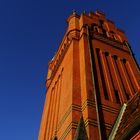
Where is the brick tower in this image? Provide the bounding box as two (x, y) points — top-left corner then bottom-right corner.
(38, 11), (140, 140)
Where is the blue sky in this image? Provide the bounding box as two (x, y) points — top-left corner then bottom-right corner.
(0, 0), (140, 140)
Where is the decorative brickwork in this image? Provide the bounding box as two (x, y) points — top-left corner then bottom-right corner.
(38, 11), (140, 140)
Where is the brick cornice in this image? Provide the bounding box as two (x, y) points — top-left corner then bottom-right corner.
(82, 99), (119, 114)
(92, 33), (130, 53)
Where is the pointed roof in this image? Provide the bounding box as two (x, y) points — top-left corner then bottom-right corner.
(108, 90), (140, 140)
(74, 116), (88, 140)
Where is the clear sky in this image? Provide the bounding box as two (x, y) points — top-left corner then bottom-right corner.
(0, 0), (140, 140)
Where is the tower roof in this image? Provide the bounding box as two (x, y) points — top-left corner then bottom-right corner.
(74, 116), (88, 140)
(109, 90), (140, 140)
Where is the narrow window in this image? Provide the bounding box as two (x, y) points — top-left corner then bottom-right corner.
(115, 90), (121, 104)
(125, 92), (130, 100)
(102, 29), (107, 36)
(96, 48), (109, 100)
(99, 20), (104, 28)
(112, 35), (116, 40)
(123, 59), (136, 93)
(99, 20), (107, 36)
(123, 59), (126, 64)
(53, 136), (57, 140)
(105, 52), (109, 56)
(94, 27), (98, 33)
(113, 55), (118, 60)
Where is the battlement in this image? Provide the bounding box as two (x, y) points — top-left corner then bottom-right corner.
(67, 10), (127, 41)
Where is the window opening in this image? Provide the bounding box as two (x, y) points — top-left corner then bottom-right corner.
(115, 90), (121, 104)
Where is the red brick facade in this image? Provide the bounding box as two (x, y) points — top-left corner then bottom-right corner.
(38, 11), (140, 140)
(131, 130), (140, 140)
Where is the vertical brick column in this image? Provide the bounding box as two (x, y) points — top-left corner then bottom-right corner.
(79, 28), (99, 139)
